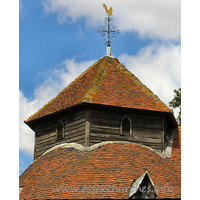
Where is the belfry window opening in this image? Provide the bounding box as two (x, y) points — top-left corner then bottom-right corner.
(57, 121), (64, 140)
(121, 116), (132, 135)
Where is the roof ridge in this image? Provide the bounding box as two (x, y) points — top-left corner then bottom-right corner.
(25, 58), (103, 122)
(80, 57), (108, 103)
(112, 58), (171, 112)
(25, 56), (173, 123)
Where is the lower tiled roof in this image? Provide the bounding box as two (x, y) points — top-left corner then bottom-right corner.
(171, 127), (181, 180)
(19, 128), (181, 199)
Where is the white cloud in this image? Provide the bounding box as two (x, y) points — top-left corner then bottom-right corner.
(19, 90), (37, 155)
(41, 0), (181, 41)
(19, 0), (24, 17)
(19, 58), (95, 155)
(33, 58), (95, 108)
(19, 1), (23, 13)
(119, 43), (181, 117)
(19, 44), (181, 155)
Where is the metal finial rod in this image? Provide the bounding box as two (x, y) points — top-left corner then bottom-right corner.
(143, 166), (148, 172)
(107, 14), (111, 46)
(97, 4), (119, 55)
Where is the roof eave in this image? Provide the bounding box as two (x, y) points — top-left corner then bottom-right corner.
(24, 102), (90, 130)
(24, 102), (177, 132)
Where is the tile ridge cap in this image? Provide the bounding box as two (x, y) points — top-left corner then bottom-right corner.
(80, 57), (108, 103)
(113, 59), (171, 112)
(25, 58), (103, 122)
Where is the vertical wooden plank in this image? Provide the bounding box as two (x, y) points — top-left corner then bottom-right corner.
(34, 130), (37, 160)
(161, 118), (165, 152)
(85, 110), (90, 147)
(56, 127), (58, 140)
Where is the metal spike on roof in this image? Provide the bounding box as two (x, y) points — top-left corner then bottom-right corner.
(97, 4), (119, 56)
(143, 166), (148, 172)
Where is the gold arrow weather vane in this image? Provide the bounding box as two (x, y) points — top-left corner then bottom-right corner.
(103, 3), (113, 16)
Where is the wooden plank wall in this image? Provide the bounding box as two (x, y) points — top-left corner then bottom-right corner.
(34, 106), (166, 159)
(163, 118), (174, 149)
(89, 109), (163, 152)
(34, 110), (86, 159)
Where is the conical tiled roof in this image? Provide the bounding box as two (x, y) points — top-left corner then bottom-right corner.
(25, 56), (172, 123)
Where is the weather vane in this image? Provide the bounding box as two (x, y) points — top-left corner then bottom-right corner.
(97, 3), (120, 56)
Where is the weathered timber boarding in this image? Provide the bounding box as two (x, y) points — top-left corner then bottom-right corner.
(85, 110), (90, 147)
(89, 106), (164, 152)
(163, 116), (175, 150)
(34, 108), (86, 160)
(31, 103), (176, 160)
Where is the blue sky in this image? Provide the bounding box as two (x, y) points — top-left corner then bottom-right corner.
(19, 0), (181, 175)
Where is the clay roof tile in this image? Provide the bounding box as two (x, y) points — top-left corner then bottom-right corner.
(19, 136), (181, 199)
(25, 56), (172, 123)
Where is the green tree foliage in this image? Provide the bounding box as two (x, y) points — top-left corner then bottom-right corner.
(169, 88), (181, 126)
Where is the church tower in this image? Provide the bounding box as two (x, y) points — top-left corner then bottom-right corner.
(24, 4), (177, 161)
(25, 56), (177, 160)
(20, 4), (180, 199)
